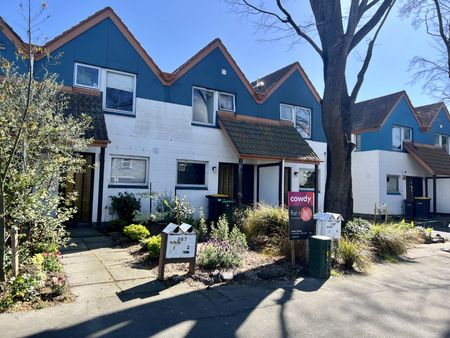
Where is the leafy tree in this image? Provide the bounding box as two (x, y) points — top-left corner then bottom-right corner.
(228, 0), (396, 219)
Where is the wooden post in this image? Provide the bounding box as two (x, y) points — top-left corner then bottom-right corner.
(238, 159), (243, 206)
(11, 227), (19, 277)
(158, 233), (167, 280)
(433, 175), (437, 215)
(314, 164), (319, 213)
(291, 241), (295, 265)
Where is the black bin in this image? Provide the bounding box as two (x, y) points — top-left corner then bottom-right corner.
(218, 199), (235, 222)
(206, 194), (229, 223)
(414, 197), (431, 219)
(404, 200), (415, 219)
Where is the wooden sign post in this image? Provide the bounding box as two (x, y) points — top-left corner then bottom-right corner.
(158, 223), (197, 280)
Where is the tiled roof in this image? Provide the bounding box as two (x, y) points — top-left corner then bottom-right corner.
(63, 92), (109, 143)
(251, 63), (297, 94)
(218, 112), (320, 163)
(404, 142), (450, 176)
(352, 91), (405, 132)
(414, 102), (444, 130)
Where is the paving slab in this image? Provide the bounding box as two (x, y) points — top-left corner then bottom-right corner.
(107, 266), (155, 281)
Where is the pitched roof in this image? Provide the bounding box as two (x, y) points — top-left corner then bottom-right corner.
(63, 92), (109, 145)
(404, 141), (450, 176)
(218, 112), (320, 163)
(1, 7), (321, 105)
(352, 91), (405, 132)
(0, 16), (25, 50)
(414, 102), (447, 131)
(251, 63), (296, 94)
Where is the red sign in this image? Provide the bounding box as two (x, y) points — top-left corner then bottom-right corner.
(288, 192), (315, 240)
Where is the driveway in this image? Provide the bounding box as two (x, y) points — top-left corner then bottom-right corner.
(0, 228), (449, 338)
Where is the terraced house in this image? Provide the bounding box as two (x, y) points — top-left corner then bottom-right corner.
(0, 7), (327, 226)
(352, 91), (450, 216)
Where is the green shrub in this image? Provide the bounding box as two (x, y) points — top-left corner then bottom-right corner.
(195, 208), (208, 241)
(108, 219), (129, 232)
(110, 192), (141, 223)
(210, 215), (230, 241)
(42, 253), (62, 273)
(123, 224), (150, 241)
(153, 194), (195, 224)
(34, 242), (59, 254)
(368, 223), (418, 260)
(8, 273), (43, 302)
(229, 226), (248, 251)
(343, 218), (373, 239)
(335, 237), (374, 272)
(197, 240), (242, 269)
(141, 235), (161, 258)
(242, 204), (289, 255)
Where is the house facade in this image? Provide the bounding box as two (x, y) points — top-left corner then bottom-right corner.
(352, 91), (450, 216)
(0, 7), (328, 226)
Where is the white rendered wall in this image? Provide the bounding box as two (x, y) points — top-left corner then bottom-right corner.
(258, 165), (280, 206)
(428, 179), (450, 213)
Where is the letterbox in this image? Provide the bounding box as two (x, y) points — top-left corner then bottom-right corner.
(313, 212), (343, 240)
(163, 223), (197, 259)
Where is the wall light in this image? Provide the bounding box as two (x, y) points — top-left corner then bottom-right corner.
(212, 166), (217, 173)
(294, 171), (299, 177)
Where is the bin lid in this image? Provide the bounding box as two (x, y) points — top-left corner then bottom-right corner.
(313, 211), (344, 221)
(206, 194), (229, 198)
(414, 197), (431, 200)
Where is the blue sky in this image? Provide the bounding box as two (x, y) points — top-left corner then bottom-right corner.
(1, 0), (438, 106)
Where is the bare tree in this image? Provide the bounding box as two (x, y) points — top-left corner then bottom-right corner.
(402, 0), (450, 101)
(227, 1), (396, 219)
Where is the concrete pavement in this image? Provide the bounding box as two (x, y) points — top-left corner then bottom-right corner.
(0, 228), (449, 338)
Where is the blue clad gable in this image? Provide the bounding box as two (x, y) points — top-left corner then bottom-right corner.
(421, 107), (450, 144)
(36, 18), (165, 100)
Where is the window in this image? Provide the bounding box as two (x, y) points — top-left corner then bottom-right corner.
(110, 157), (148, 185)
(387, 175), (400, 194)
(104, 70), (136, 113)
(74, 63), (100, 89)
(299, 169), (316, 190)
(435, 134), (449, 152)
(392, 126), (412, 150)
(192, 87), (215, 125)
(280, 104), (312, 139)
(218, 92), (235, 112)
(177, 161), (206, 186)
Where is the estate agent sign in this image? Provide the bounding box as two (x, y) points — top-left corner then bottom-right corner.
(288, 191), (315, 240)
(158, 223), (197, 280)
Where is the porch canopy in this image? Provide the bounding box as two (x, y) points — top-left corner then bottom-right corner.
(218, 111), (320, 207)
(404, 141), (450, 213)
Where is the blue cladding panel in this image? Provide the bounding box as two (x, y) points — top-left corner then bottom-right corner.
(360, 97), (421, 151)
(419, 108), (450, 144)
(0, 31), (28, 74)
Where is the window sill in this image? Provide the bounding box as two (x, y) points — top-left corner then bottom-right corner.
(191, 122), (219, 129)
(387, 192), (402, 196)
(108, 184), (149, 189)
(175, 185), (208, 191)
(104, 110), (136, 118)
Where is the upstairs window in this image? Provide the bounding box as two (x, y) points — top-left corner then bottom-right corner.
(104, 70), (136, 114)
(74, 63), (100, 89)
(392, 126), (412, 150)
(435, 134), (449, 152)
(280, 104), (312, 139)
(192, 87), (236, 125)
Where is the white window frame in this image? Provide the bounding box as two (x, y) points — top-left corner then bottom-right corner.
(392, 126), (412, 151)
(110, 156), (149, 186)
(74, 63), (101, 90)
(192, 86), (217, 126)
(435, 134), (449, 153)
(280, 103), (312, 139)
(218, 91), (236, 112)
(386, 174), (400, 194)
(176, 160), (208, 187)
(102, 69), (137, 115)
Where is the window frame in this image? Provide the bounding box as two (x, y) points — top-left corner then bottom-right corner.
(74, 62), (101, 90)
(298, 168), (317, 191)
(435, 134), (449, 153)
(176, 160), (208, 188)
(192, 86), (217, 126)
(392, 126), (413, 151)
(218, 91), (236, 112)
(102, 69), (137, 115)
(355, 133), (362, 151)
(109, 155), (149, 187)
(386, 174), (400, 195)
(279, 103), (312, 139)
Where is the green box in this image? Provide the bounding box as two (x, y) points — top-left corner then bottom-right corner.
(309, 235), (331, 279)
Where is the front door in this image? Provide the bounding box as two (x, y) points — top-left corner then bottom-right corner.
(218, 163), (254, 205)
(406, 176), (423, 200)
(66, 153), (95, 226)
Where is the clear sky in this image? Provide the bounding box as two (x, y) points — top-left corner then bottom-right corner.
(1, 0), (438, 106)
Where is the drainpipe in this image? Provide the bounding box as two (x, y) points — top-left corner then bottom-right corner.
(96, 147), (106, 228)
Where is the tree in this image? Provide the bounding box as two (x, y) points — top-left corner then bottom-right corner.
(401, 0), (450, 101)
(228, 1), (396, 219)
(0, 1), (91, 281)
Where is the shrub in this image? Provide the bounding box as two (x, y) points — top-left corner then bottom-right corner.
(343, 218), (373, 239)
(242, 204), (289, 255)
(8, 273), (43, 302)
(197, 240), (242, 269)
(153, 194), (195, 224)
(195, 208), (208, 241)
(335, 237), (374, 272)
(42, 253), (62, 273)
(368, 223), (416, 260)
(141, 235), (161, 258)
(110, 192), (141, 223)
(108, 219), (129, 232)
(210, 215), (230, 241)
(229, 226), (248, 251)
(123, 224), (150, 241)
